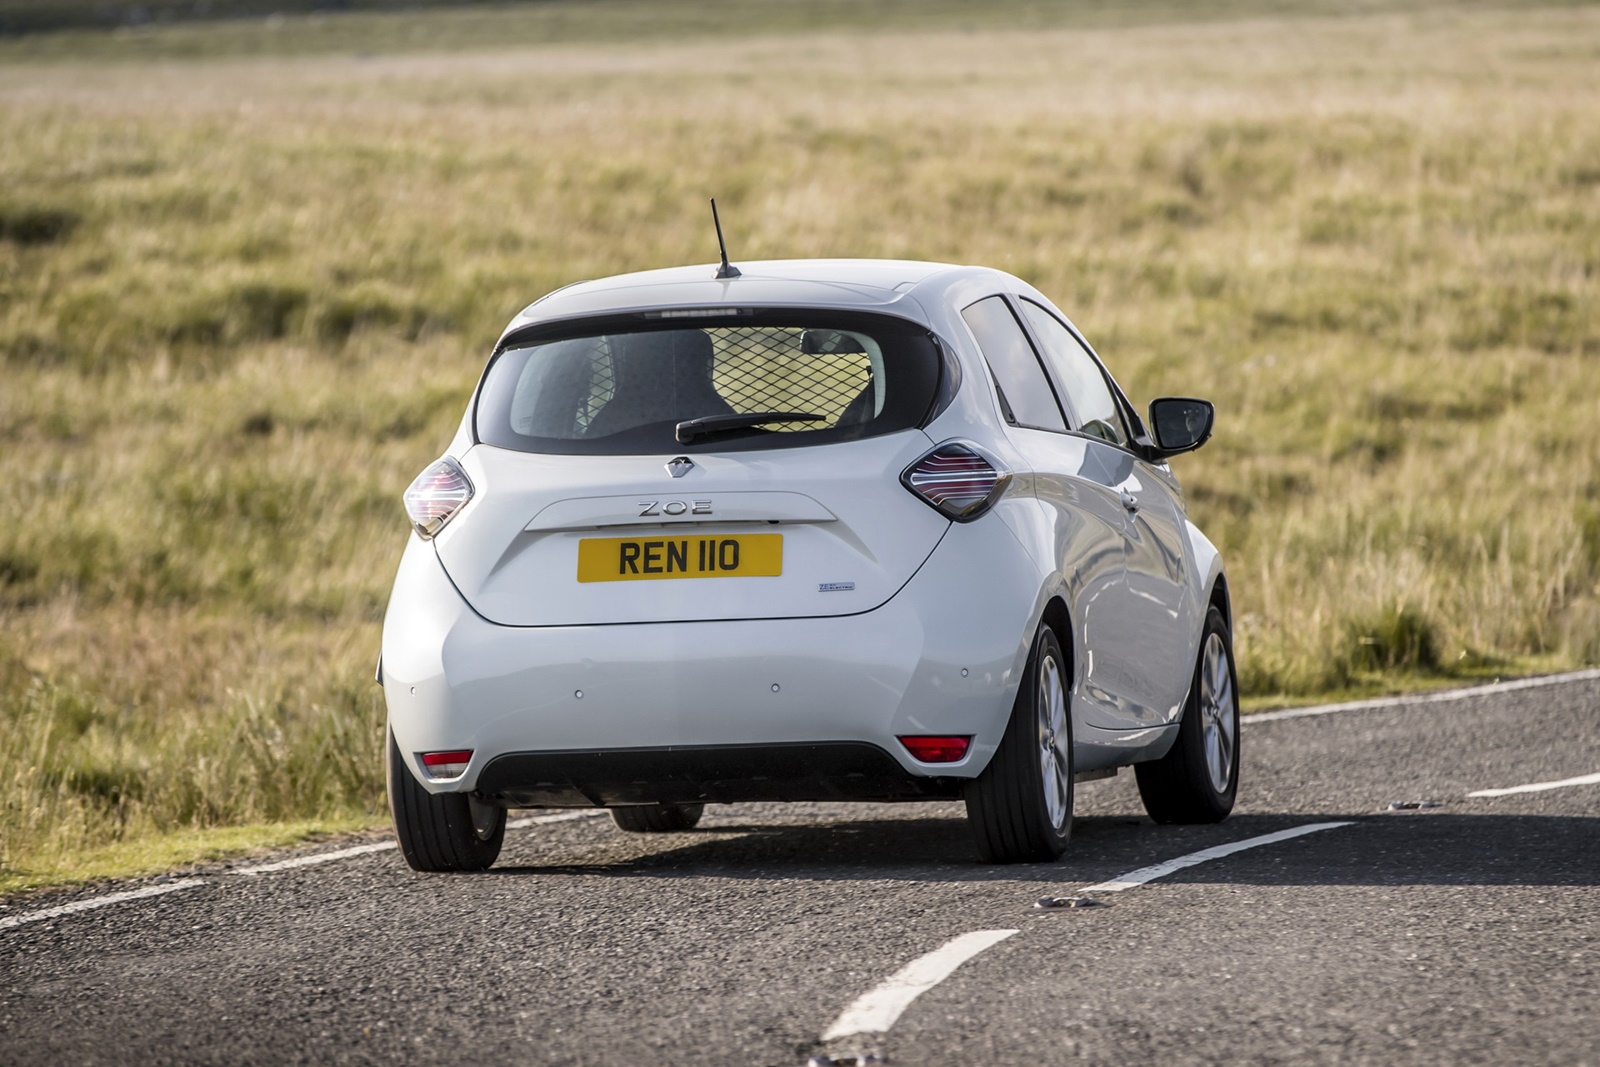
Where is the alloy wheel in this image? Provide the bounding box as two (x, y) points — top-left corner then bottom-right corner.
(1036, 651), (1072, 830)
(1199, 632), (1236, 794)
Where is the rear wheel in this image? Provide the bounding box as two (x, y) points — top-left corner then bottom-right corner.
(387, 730), (505, 871)
(964, 623), (1073, 864)
(1135, 606), (1239, 823)
(610, 803), (705, 833)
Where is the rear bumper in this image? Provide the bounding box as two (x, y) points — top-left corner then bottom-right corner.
(476, 742), (964, 806)
(380, 512), (1046, 796)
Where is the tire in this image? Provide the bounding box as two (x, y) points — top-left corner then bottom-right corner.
(387, 729), (505, 871)
(1135, 605), (1240, 824)
(609, 803), (705, 833)
(964, 623), (1074, 864)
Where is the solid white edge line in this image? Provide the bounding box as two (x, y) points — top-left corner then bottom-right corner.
(821, 929), (1019, 1041)
(0, 878), (207, 931)
(235, 810), (607, 872)
(1079, 821), (1354, 895)
(1467, 771), (1600, 798)
(1246, 667), (1600, 724)
(234, 841), (397, 876)
(3, 808), (613, 925)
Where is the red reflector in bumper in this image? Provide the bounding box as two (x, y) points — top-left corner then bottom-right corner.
(897, 735), (972, 763)
(421, 750), (473, 778)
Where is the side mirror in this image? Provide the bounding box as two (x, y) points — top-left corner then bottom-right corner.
(1147, 397), (1214, 458)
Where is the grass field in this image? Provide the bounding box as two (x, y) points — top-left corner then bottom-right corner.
(3, 0), (1598, 891)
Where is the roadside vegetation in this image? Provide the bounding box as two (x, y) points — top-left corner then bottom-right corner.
(2, 0), (1597, 890)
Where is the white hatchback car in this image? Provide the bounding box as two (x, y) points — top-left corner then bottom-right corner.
(381, 258), (1237, 870)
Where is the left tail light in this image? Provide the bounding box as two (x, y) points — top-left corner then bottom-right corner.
(403, 456), (474, 539)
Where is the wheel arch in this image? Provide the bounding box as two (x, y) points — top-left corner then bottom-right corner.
(1185, 515), (1229, 641)
(1208, 571), (1233, 635)
(1039, 594), (1072, 656)
(1038, 592), (1098, 743)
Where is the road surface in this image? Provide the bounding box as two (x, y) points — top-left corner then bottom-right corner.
(3, 672), (1597, 1066)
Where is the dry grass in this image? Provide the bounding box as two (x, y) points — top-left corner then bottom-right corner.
(2, 1), (1599, 889)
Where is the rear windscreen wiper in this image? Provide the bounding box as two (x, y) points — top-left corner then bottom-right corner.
(675, 411), (824, 444)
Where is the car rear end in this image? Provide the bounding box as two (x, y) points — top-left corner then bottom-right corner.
(380, 268), (1045, 810)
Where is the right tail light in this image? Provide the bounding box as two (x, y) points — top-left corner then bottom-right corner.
(901, 442), (1011, 522)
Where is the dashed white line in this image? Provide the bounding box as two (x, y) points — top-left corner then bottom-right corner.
(821, 929), (1019, 1040)
(1467, 772), (1600, 798)
(0, 879), (207, 931)
(1077, 821), (1354, 895)
(1246, 667), (1600, 724)
(818, 821), (1356, 1048)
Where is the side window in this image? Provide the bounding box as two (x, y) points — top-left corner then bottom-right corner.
(1019, 299), (1130, 447)
(960, 296), (1066, 432)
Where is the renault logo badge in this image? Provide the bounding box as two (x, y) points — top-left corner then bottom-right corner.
(667, 456), (695, 479)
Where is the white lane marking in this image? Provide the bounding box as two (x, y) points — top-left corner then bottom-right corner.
(3, 810), (612, 930)
(1468, 772), (1600, 798)
(1247, 668), (1600, 724)
(234, 810), (606, 873)
(1078, 821), (1354, 895)
(821, 929), (1018, 1040)
(818, 823), (1356, 1045)
(506, 810), (606, 830)
(234, 841), (397, 876)
(0, 879), (207, 931)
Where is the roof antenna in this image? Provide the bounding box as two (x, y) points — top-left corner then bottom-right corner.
(710, 198), (741, 280)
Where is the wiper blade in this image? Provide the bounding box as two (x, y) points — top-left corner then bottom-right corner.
(675, 411), (824, 444)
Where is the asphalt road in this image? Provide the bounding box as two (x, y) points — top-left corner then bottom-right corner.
(3, 673), (1597, 1066)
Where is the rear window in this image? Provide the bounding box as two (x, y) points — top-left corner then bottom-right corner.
(476, 311), (943, 455)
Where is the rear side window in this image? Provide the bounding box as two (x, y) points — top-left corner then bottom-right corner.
(476, 312), (941, 455)
(960, 296), (1066, 432)
(1018, 299), (1130, 447)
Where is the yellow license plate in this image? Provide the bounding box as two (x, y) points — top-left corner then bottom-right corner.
(577, 533), (783, 583)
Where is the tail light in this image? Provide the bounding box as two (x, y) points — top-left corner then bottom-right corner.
(421, 750), (473, 779)
(403, 456), (473, 539)
(901, 442), (1010, 522)
(898, 735), (972, 763)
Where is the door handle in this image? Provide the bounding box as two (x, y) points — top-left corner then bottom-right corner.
(1119, 490), (1140, 513)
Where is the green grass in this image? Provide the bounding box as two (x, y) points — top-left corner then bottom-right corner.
(3, 0), (1600, 891)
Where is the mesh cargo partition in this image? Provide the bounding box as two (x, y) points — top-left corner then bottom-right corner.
(708, 327), (874, 430)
